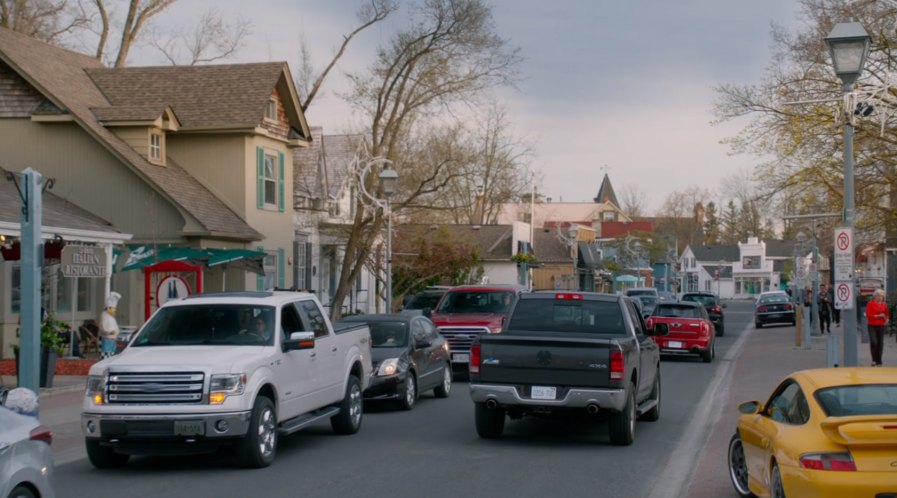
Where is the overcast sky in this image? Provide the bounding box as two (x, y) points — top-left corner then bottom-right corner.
(134, 1), (803, 213)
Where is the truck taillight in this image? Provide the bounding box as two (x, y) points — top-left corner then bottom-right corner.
(610, 350), (624, 381)
(711, 306), (721, 314)
(469, 344), (481, 375)
(555, 293), (583, 300)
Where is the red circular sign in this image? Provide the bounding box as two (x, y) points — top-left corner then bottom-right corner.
(837, 232), (850, 251)
(837, 283), (850, 302)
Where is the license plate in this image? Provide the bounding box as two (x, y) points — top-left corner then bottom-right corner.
(174, 420), (204, 436)
(770, 313), (782, 319)
(668, 341), (683, 348)
(531, 386), (557, 400)
(452, 353), (469, 363)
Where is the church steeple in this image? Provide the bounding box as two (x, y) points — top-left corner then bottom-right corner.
(593, 173), (619, 207)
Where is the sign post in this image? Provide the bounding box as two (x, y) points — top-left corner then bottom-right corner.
(833, 227), (855, 367)
(61, 246), (107, 357)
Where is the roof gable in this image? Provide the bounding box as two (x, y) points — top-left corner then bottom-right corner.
(395, 224), (514, 261)
(594, 173), (619, 206)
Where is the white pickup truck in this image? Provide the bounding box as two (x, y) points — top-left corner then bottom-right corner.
(81, 291), (372, 468)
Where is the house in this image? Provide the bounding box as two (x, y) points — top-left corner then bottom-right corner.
(0, 27), (312, 328)
(681, 237), (799, 299)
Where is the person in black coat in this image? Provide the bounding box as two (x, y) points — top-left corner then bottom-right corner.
(818, 284), (833, 334)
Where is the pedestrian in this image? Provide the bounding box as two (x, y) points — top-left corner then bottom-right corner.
(865, 289), (890, 366)
(99, 292), (122, 359)
(827, 284), (840, 326)
(818, 284), (832, 334)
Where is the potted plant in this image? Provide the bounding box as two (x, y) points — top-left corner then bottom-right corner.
(13, 313), (68, 388)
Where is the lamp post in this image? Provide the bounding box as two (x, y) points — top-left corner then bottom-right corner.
(717, 260), (723, 298)
(826, 21), (871, 367)
(379, 168), (398, 313)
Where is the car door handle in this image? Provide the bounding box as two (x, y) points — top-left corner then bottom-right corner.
(0, 442), (9, 453)
(310, 352), (316, 358)
(331, 346), (338, 352)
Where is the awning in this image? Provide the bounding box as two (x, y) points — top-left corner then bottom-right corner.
(207, 248), (265, 275)
(119, 245), (211, 272)
(615, 274), (640, 283)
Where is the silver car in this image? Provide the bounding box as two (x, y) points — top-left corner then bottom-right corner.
(0, 408), (55, 498)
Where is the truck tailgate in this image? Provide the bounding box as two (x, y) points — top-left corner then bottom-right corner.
(478, 335), (616, 387)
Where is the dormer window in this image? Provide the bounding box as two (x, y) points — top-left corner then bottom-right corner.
(265, 97), (277, 121)
(148, 131), (164, 164)
(602, 211), (615, 222)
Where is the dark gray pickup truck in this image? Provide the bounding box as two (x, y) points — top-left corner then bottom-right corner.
(468, 291), (666, 445)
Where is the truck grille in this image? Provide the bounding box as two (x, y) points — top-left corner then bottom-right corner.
(106, 372), (205, 404)
(438, 327), (490, 353)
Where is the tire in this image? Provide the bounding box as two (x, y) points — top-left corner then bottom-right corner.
(702, 341), (715, 363)
(7, 485), (37, 498)
(728, 432), (755, 497)
(433, 364), (452, 398)
(608, 383), (636, 445)
(396, 372), (417, 411)
(331, 375), (363, 434)
(85, 439), (130, 468)
(716, 323), (725, 337)
(770, 462), (786, 498)
(755, 320), (763, 329)
(639, 371), (661, 422)
(474, 402), (505, 438)
(235, 396), (277, 468)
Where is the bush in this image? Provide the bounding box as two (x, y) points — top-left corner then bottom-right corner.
(13, 313), (69, 354)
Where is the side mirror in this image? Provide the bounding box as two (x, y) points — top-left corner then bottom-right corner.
(738, 401), (762, 415)
(650, 323), (669, 336)
(283, 331), (315, 351)
(423, 308), (432, 319)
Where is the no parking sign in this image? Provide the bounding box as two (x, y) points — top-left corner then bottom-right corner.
(834, 281), (854, 310)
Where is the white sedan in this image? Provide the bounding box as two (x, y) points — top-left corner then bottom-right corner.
(0, 408), (55, 498)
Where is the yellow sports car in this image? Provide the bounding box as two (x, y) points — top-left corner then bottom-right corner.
(727, 368), (897, 497)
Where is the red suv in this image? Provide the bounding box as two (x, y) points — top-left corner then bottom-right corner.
(429, 284), (528, 373)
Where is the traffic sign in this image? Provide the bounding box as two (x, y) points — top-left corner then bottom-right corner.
(833, 227), (854, 282)
(834, 281), (854, 310)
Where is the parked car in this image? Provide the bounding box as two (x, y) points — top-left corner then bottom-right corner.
(336, 314), (452, 410)
(657, 291), (676, 302)
(468, 292), (665, 445)
(401, 286), (451, 315)
(429, 284), (528, 374)
(727, 367), (897, 498)
(646, 301), (716, 363)
(754, 291), (796, 328)
(623, 287), (659, 299)
(0, 406), (55, 498)
(681, 292), (726, 336)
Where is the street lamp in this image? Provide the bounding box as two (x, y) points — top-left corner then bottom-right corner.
(826, 21), (871, 367)
(379, 168), (398, 313)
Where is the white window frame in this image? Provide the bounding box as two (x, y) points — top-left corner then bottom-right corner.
(149, 131), (163, 162)
(264, 97), (277, 121)
(263, 153), (278, 207)
(263, 251), (277, 290)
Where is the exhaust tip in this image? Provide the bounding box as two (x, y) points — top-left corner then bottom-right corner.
(586, 403), (600, 415)
(485, 399), (498, 409)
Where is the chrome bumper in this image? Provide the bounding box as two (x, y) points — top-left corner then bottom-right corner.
(469, 383), (627, 412)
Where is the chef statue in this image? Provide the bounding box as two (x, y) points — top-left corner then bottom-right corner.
(99, 292), (122, 359)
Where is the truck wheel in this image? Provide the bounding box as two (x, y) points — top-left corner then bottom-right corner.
(474, 402), (505, 439)
(608, 383), (636, 445)
(236, 396), (277, 468)
(396, 372), (417, 411)
(331, 375), (363, 434)
(702, 341), (715, 363)
(85, 439), (130, 468)
(639, 371), (661, 422)
(433, 364), (452, 398)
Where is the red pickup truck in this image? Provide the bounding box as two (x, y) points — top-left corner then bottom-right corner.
(429, 284), (528, 374)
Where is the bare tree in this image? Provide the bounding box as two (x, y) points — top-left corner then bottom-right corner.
(149, 9), (252, 65)
(618, 184), (648, 219)
(110, 0), (175, 67)
(655, 186), (711, 252)
(328, 0), (521, 318)
(0, 0), (91, 45)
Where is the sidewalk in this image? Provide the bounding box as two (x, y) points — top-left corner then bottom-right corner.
(686, 321), (897, 498)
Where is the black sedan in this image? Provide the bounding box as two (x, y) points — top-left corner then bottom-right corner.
(753, 291), (796, 328)
(681, 292), (726, 336)
(336, 314), (452, 410)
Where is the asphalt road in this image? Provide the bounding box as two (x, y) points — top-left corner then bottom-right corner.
(53, 303), (758, 498)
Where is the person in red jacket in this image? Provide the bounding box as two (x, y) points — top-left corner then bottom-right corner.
(865, 289), (890, 366)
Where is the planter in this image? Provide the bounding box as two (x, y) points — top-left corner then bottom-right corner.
(14, 348), (58, 388)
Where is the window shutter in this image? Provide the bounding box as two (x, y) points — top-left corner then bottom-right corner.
(278, 151), (285, 212)
(256, 147), (265, 209)
(278, 247), (285, 288)
(257, 246), (265, 290)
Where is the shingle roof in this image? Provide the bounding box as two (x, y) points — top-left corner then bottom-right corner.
(293, 128), (364, 201)
(533, 228), (573, 263)
(91, 104), (173, 122)
(395, 224), (514, 262)
(691, 245), (740, 262)
(0, 27), (261, 240)
(594, 173), (619, 206)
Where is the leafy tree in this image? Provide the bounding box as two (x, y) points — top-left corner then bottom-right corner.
(720, 199), (739, 244)
(704, 201), (720, 245)
(391, 226), (480, 305)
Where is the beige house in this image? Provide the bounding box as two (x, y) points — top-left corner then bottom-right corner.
(0, 27), (311, 328)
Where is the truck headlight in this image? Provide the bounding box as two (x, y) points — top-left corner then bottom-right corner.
(209, 373), (246, 405)
(86, 374), (106, 404)
(375, 358), (399, 377)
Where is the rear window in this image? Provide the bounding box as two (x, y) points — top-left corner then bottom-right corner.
(436, 291), (514, 314)
(625, 289), (656, 297)
(815, 385), (897, 417)
(404, 292), (444, 310)
(506, 299), (625, 335)
(759, 294), (790, 304)
(682, 294), (715, 307)
(654, 304), (704, 319)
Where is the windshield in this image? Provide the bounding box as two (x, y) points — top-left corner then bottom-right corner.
(436, 291), (514, 314)
(131, 304), (277, 347)
(405, 293), (443, 310)
(506, 299), (625, 335)
(682, 294), (715, 307)
(815, 385), (897, 417)
(369, 322), (409, 348)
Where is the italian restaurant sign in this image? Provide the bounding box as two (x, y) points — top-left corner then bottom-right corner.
(61, 245), (107, 278)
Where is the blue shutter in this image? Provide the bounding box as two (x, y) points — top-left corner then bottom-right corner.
(256, 147), (264, 209)
(257, 246), (265, 290)
(277, 151), (285, 212)
(278, 247), (285, 288)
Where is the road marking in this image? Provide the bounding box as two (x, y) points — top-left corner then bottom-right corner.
(647, 322), (754, 498)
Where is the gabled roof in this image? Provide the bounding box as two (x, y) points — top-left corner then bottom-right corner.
(533, 228), (573, 263)
(0, 27), (265, 240)
(690, 245), (740, 263)
(395, 224), (514, 262)
(293, 127), (364, 201)
(593, 173), (619, 206)
(497, 201), (631, 227)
